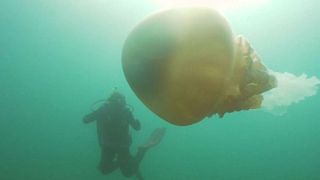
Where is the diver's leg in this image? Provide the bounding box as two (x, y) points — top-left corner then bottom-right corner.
(98, 147), (119, 174)
(136, 170), (144, 180)
(134, 146), (148, 164)
(118, 142), (160, 178)
(124, 127), (166, 178)
(119, 128), (166, 178)
(117, 145), (149, 176)
(118, 147), (136, 177)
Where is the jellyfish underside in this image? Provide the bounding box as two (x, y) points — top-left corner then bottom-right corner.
(122, 7), (276, 126)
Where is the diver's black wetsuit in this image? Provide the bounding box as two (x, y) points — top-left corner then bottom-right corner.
(83, 103), (145, 177)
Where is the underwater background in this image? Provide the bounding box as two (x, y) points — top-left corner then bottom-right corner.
(1, 0), (319, 179)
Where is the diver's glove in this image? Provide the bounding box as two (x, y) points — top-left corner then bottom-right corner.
(83, 114), (95, 124)
(132, 119), (141, 130)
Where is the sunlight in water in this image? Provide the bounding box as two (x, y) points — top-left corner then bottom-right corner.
(150, 0), (268, 11)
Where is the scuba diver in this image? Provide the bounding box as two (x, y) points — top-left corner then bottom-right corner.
(83, 91), (166, 179)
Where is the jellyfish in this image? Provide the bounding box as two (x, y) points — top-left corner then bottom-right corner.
(122, 7), (276, 126)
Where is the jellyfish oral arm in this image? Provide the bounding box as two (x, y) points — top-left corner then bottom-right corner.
(215, 35), (277, 117)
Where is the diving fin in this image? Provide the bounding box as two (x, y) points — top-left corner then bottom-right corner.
(141, 127), (166, 149)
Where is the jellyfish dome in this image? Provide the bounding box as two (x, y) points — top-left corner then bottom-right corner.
(122, 7), (276, 126)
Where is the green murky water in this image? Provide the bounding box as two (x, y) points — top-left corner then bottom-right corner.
(1, 0), (319, 179)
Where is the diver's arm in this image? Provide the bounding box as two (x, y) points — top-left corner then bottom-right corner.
(82, 105), (105, 124)
(82, 113), (97, 124)
(131, 118), (141, 131)
(127, 110), (141, 130)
